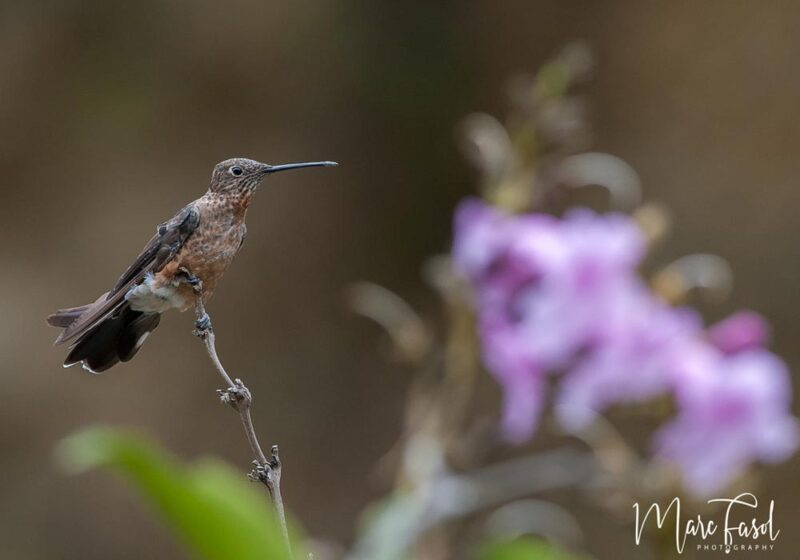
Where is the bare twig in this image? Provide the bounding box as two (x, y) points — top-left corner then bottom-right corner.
(192, 293), (292, 554)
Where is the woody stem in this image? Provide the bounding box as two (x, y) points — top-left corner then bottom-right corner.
(193, 297), (292, 554)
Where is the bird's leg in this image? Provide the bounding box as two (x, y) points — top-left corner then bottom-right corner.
(178, 267), (211, 333)
(195, 312), (211, 332)
(177, 265), (202, 287)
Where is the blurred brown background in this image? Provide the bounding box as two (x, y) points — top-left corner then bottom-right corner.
(2, 1), (800, 558)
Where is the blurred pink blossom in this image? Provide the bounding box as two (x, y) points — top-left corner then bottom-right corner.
(655, 350), (799, 495)
(708, 310), (770, 355)
(453, 198), (799, 494)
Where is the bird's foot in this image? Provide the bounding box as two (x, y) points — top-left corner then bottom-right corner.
(177, 266), (203, 293)
(194, 312), (211, 332)
(217, 378), (252, 410)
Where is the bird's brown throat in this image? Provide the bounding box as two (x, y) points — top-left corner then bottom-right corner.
(204, 188), (256, 219)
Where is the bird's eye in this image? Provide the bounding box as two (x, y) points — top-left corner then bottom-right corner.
(230, 166), (243, 176)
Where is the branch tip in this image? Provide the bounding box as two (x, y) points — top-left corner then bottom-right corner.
(191, 294), (291, 554)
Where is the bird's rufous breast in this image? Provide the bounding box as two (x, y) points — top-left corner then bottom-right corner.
(153, 193), (249, 309)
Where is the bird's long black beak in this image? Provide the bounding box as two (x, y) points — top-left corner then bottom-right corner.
(262, 161), (338, 174)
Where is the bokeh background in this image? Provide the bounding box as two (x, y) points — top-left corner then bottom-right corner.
(2, 1), (800, 558)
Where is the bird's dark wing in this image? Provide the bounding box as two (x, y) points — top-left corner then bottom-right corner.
(50, 203), (200, 346)
(109, 203), (201, 295)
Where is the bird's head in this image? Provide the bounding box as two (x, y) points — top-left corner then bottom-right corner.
(209, 157), (337, 194)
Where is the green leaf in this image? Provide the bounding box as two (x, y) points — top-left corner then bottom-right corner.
(478, 537), (588, 560)
(58, 426), (294, 560)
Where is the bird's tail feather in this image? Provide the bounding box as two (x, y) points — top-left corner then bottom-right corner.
(47, 305), (91, 328)
(63, 304), (161, 373)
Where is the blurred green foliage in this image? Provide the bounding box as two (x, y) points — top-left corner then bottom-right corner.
(57, 427), (293, 560)
(55, 427), (585, 560)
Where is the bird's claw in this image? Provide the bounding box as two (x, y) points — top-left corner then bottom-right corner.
(194, 313), (211, 331)
(177, 266), (202, 287)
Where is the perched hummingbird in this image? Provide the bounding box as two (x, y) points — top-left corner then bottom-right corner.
(48, 157), (337, 373)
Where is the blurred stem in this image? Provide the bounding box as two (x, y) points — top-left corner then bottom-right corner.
(441, 293), (480, 443)
(425, 257), (482, 442)
(193, 296), (292, 556)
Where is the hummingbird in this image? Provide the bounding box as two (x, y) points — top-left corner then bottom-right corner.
(48, 157), (337, 373)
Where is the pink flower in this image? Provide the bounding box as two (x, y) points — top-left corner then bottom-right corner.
(708, 310), (769, 355)
(452, 198), (798, 496)
(454, 199), (647, 438)
(556, 291), (701, 430)
(655, 350), (799, 496)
